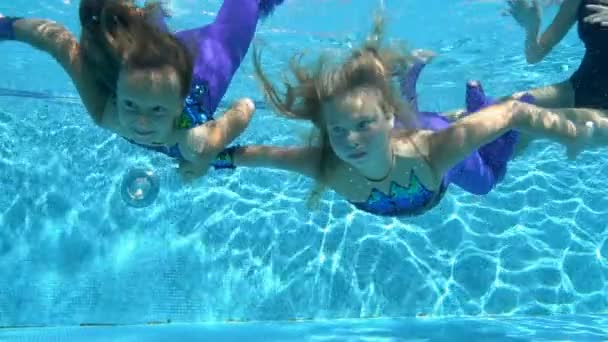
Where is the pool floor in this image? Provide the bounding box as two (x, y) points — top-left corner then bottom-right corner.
(1, 314), (607, 341)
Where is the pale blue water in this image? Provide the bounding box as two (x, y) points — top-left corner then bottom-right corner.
(1, 0), (607, 340)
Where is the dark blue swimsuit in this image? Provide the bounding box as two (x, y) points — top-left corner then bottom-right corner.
(570, 0), (608, 108)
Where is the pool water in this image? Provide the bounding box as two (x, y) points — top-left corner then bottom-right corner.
(1, 0), (607, 340)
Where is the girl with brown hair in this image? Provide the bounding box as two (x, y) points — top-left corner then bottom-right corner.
(0, 0), (284, 181)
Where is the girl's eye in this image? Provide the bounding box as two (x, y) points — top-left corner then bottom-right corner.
(357, 120), (372, 130)
(332, 126), (346, 135)
(123, 100), (135, 110)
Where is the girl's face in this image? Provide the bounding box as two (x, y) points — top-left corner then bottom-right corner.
(323, 88), (393, 167)
(115, 65), (184, 145)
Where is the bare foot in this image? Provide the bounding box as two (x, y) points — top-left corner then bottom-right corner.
(411, 49), (437, 65)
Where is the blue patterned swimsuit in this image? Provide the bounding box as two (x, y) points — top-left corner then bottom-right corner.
(350, 172), (447, 216)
